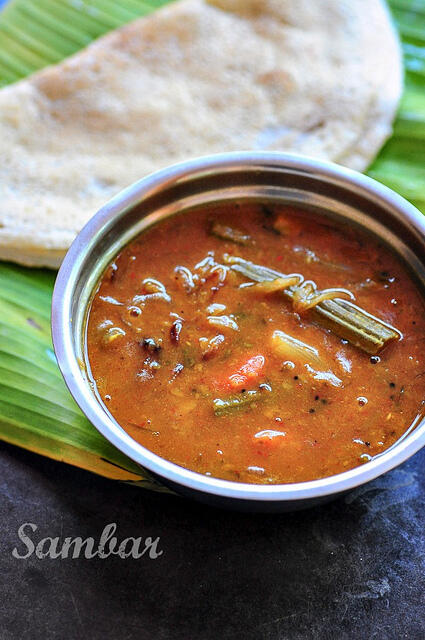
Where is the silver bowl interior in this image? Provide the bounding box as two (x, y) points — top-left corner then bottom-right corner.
(52, 152), (425, 507)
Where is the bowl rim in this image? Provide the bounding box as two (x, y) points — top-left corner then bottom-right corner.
(51, 151), (425, 502)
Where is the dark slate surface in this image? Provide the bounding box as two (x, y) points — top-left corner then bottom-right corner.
(0, 441), (423, 640)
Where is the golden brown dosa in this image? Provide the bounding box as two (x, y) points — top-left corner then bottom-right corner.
(0, 0), (402, 266)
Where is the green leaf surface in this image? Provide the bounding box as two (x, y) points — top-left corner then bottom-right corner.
(0, 0), (423, 489)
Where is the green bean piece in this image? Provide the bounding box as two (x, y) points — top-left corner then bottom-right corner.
(213, 390), (261, 417)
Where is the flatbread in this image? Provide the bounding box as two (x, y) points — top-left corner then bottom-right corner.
(0, 0), (402, 267)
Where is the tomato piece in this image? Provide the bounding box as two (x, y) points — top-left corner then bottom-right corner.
(228, 355), (265, 389)
(252, 428), (286, 455)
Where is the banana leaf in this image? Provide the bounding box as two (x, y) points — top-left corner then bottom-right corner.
(0, 0), (423, 489)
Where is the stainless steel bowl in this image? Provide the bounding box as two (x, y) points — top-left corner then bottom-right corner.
(51, 152), (425, 512)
